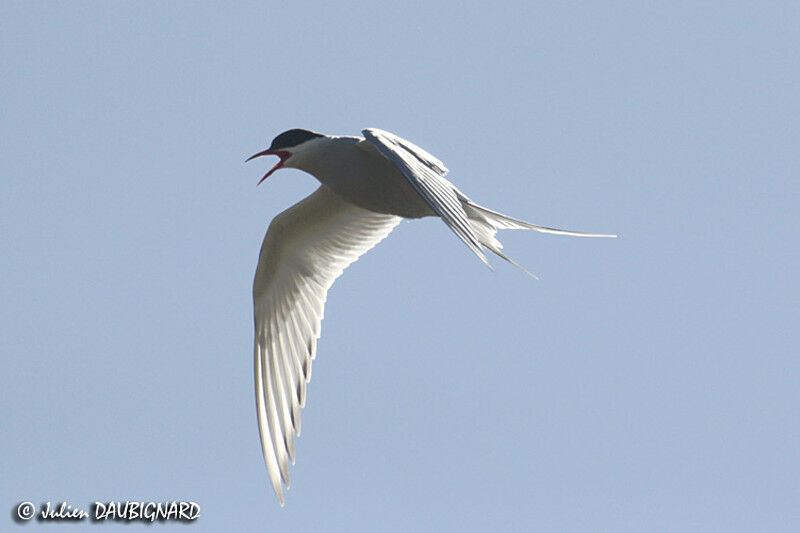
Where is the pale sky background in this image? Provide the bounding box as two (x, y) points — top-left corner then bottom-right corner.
(2, 2), (798, 531)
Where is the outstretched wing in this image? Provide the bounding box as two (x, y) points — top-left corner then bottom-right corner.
(361, 128), (490, 266)
(253, 185), (401, 504)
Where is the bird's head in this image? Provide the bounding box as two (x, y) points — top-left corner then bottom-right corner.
(246, 129), (325, 184)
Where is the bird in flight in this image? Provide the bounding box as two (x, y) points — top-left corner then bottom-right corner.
(247, 128), (615, 504)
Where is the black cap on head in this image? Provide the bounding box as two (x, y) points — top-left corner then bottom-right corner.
(269, 129), (323, 151)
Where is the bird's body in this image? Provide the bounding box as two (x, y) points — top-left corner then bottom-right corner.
(247, 128), (615, 505)
(285, 134), (434, 218)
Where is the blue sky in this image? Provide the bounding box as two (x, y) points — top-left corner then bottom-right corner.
(2, 2), (798, 531)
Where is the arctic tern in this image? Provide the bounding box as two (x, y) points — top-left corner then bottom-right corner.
(246, 127), (615, 504)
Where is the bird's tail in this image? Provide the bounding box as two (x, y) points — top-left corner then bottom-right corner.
(459, 196), (617, 277)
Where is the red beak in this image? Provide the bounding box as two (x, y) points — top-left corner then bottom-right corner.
(246, 149), (291, 185)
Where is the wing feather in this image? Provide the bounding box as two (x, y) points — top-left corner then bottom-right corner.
(361, 128), (489, 266)
(253, 185), (401, 504)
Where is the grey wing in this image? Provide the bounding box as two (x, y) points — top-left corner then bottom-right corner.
(253, 186), (401, 505)
(361, 128), (490, 267)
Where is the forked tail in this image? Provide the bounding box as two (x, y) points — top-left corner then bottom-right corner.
(459, 195), (616, 276)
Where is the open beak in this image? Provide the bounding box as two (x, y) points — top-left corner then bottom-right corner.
(246, 149), (291, 185)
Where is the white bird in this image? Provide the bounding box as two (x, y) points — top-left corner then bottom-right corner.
(247, 128), (615, 504)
